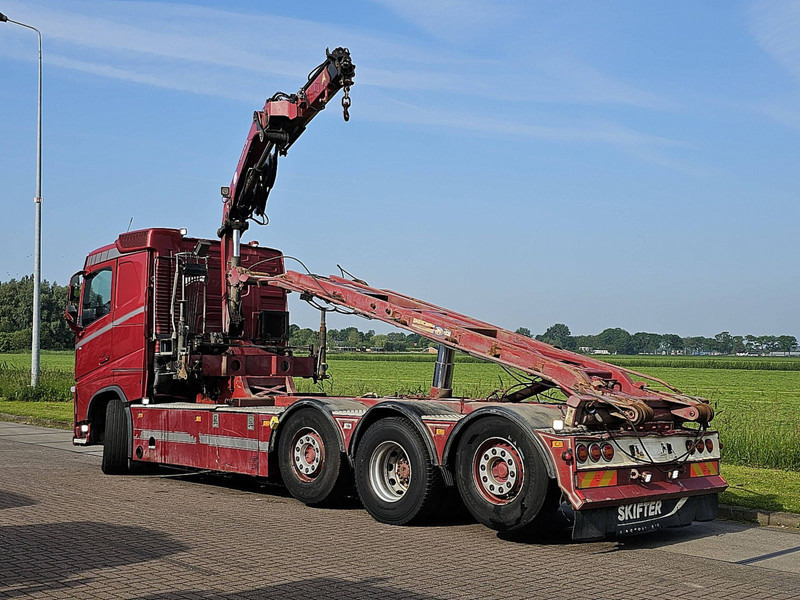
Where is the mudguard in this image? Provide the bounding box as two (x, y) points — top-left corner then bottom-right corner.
(442, 403), (564, 478)
(269, 397), (369, 453)
(348, 400), (462, 466)
(573, 493), (719, 540)
(87, 385), (129, 418)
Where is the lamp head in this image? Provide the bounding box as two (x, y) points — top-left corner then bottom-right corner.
(0, 13), (9, 22)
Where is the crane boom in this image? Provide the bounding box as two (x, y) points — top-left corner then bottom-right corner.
(220, 47), (354, 235)
(219, 48), (354, 334)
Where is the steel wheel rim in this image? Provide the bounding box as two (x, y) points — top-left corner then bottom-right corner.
(472, 437), (524, 505)
(292, 427), (325, 482)
(369, 440), (411, 503)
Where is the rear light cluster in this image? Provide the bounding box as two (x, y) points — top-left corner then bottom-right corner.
(576, 442), (614, 464)
(686, 438), (715, 455)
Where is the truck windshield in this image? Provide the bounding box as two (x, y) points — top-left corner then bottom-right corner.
(81, 268), (113, 327)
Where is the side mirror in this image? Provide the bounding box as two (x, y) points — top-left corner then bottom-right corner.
(65, 271), (83, 333)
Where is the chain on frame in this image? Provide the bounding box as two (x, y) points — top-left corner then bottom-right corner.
(342, 84), (352, 122)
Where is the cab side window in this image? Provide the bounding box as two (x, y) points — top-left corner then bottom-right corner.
(81, 268), (113, 327)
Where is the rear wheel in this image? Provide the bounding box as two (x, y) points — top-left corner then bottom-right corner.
(278, 408), (349, 506)
(455, 416), (558, 534)
(101, 399), (130, 475)
(355, 417), (444, 525)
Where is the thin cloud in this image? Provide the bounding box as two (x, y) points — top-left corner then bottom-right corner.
(370, 0), (514, 42)
(750, 0), (800, 82)
(761, 98), (800, 129)
(46, 54), (256, 102)
(360, 97), (681, 146)
(357, 97), (702, 171)
(0, 0), (672, 109)
(534, 57), (676, 111)
(749, 0), (800, 129)
(0, 0), (688, 168)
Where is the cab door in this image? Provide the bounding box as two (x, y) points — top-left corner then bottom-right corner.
(110, 252), (148, 402)
(75, 264), (115, 391)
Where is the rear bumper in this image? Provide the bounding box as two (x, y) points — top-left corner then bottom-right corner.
(573, 493), (718, 540)
(575, 474), (727, 509)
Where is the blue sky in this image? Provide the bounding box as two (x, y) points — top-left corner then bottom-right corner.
(0, 0), (798, 337)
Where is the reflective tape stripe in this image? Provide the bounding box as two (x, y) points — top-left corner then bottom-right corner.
(198, 434), (258, 451)
(137, 430), (196, 444)
(421, 414), (464, 421)
(577, 470), (618, 489)
(86, 247), (122, 266)
(689, 461), (719, 477)
(76, 306), (145, 349)
(135, 429), (266, 452)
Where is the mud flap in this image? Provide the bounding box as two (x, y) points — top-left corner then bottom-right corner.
(572, 493), (718, 540)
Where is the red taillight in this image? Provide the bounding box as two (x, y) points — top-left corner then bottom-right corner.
(695, 440), (705, 454)
(589, 443), (602, 462)
(705, 438), (714, 453)
(686, 439), (695, 454)
(601, 442), (614, 462)
(576, 444), (589, 463)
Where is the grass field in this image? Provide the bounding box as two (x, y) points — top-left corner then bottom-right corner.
(0, 352), (74, 403)
(2, 351), (799, 512)
(1, 351), (74, 370)
(0, 399), (73, 424)
(720, 463), (800, 514)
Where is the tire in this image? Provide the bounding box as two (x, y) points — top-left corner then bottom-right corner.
(455, 416), (558, 534)
(354, 417), (445, 526)
(277, 408), (349, 506)
(101, 399), (130, 475)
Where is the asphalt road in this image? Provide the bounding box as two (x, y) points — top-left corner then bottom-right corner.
(1, 422), (799, 599)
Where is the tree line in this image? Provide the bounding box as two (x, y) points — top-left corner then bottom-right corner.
(293, 321), (798, 355)
(290, 325), (428, 352)
(517, 324), (798, 355)
(0, 277), (73, 352)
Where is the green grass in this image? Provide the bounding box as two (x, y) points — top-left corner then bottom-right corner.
(0, 350), (74, 370)
(720, 463), (800, 514)
(0, 399), (73, 425)
(329, 352), (800, 371)
(297, 359), (516, 398)
(0, 364), (74, 402)
(606, 354), (800, 371)
(630, 367), (800, 470)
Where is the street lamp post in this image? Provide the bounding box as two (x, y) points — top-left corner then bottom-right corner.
(0, 11), (43, 387)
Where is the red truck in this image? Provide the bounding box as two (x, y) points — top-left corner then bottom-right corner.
(67, 49), (726, 539)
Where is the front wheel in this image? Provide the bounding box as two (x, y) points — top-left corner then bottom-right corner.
(101, 399), (131, 475)
(354, 417), (445, 525)
(455, 416), (558, 534)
